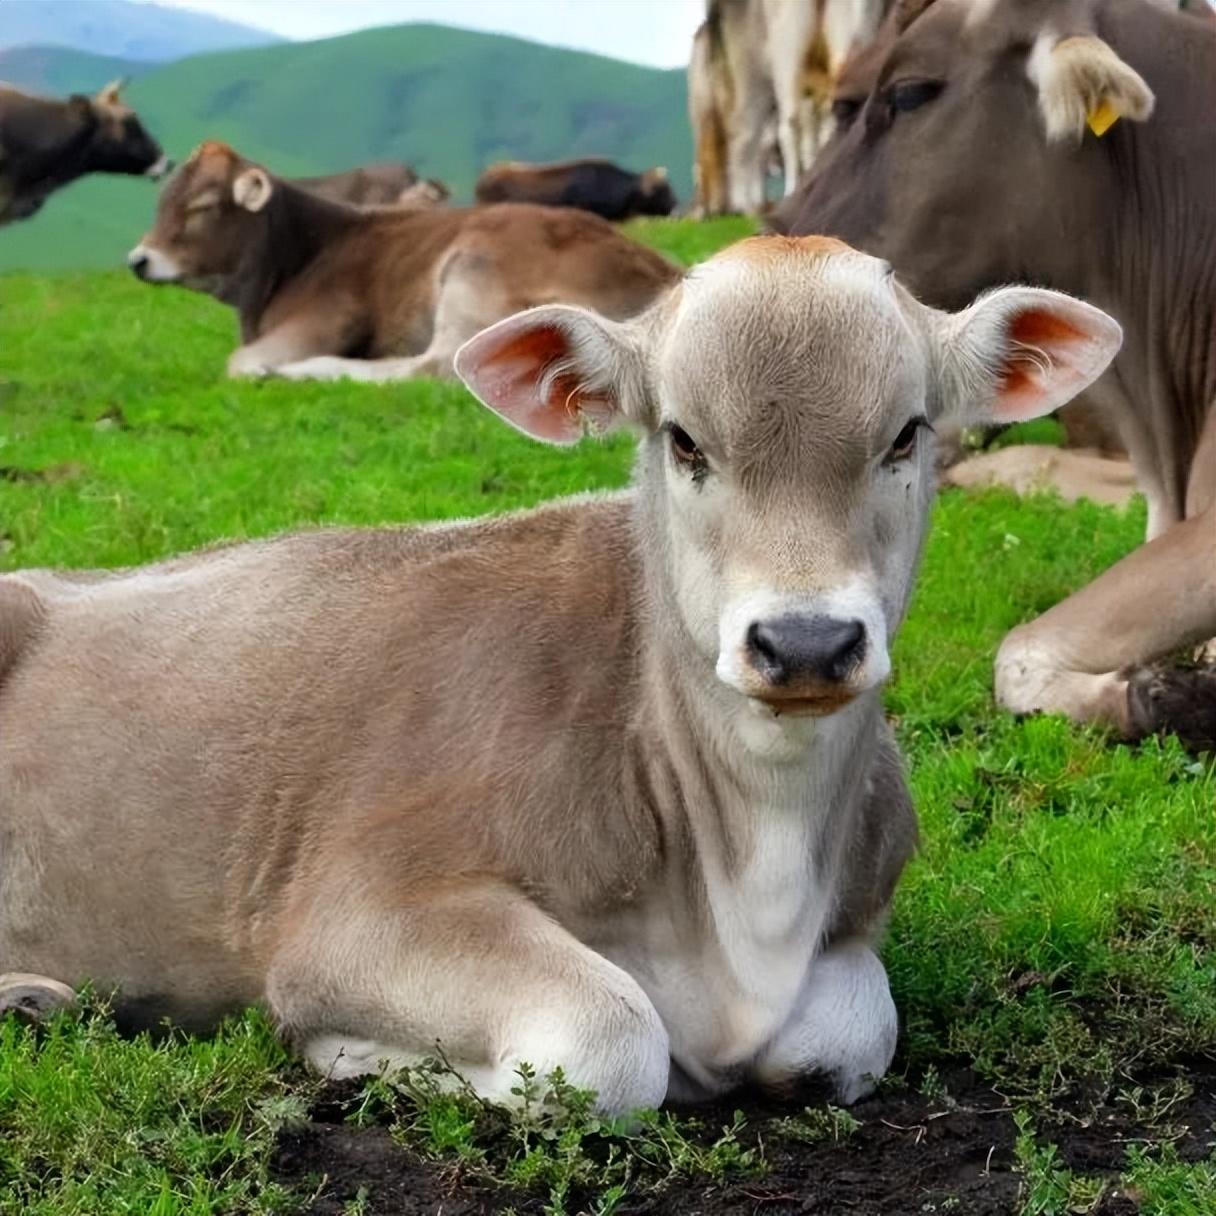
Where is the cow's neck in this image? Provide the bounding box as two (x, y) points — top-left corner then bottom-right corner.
(1034, 10), (1216, 522)
(7, 101), (96, 199)
(232, 183), (361, 336)
(626, 492), (879, 980)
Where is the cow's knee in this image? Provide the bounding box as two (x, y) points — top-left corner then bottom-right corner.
(0, 973), (76, 1023)
(994, 623), (1059, 715)
(753, 943), (897, 1105)
(995, 625), (1129, 730)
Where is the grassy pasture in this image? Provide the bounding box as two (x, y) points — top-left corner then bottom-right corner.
(0, 217), (1212, 1214)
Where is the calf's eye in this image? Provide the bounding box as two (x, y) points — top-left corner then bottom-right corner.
(667, 424), (708, 478)
(887, 416), (928, 463)
(888, 79), (944, 114)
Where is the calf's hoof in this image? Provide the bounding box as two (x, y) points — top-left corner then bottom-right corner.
(1126, 665), (1216, 755)
(0, 973), (77, 1023)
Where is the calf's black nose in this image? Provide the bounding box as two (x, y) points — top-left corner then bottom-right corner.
(746, 615), (866, 685)
(128, 253), (149, 279)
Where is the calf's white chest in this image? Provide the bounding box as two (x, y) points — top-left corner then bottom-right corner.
(605, 755), (840, 1085)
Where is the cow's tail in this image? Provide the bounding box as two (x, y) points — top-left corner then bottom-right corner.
(0, 577), (45, 689)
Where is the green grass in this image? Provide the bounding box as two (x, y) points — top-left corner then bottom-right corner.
(0, 219), (1212, 1213)
(0, 26), (693, 273)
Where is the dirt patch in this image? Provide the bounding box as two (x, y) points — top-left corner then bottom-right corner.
(271, 1066), (1216, 1214)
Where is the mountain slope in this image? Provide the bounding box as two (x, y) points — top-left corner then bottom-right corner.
(0, 45), (147, 94)
(0, 26), (693, 273)
(0, 0), (282, 62)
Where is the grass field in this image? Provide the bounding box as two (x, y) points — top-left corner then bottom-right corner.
(0, 217), (1212, 1215)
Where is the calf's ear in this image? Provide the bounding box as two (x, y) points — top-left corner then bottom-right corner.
(455, 306), (651, 445)
(936, 287), (1122, 426)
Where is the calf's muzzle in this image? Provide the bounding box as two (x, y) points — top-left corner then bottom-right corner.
(746, 615), (867, 688)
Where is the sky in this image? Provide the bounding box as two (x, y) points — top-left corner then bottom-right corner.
(135, 0), (706, 68)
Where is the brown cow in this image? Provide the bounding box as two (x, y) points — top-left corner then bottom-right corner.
(775, 0), (1216, 749)
(0, 80), (169, 224)
(128, 142), (676, 380)
(0, 236), (1120, 1108)
(291, 161), (432, 207)
(474, 158), (677, 221)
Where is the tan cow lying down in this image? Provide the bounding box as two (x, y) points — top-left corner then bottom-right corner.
(0, 237), (1120, 1111)
(128, 141), (677, 381)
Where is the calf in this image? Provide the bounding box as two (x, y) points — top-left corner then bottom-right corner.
(777, 0), (1216, 746)
(128, 141), (676, 381)
(474, 158), (677, 221)
(0, 80), (168, 224)
(0, 236), (1119, 1110)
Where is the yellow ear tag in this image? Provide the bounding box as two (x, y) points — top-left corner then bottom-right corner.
(1086, 99), (1120, 137)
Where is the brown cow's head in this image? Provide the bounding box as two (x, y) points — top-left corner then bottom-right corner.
(775, 0), (1157, 308)
(128, 142), (275, 292)
(76, 80), (171, 179)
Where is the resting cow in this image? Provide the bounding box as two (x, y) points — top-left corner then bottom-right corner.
(0, 80), (169, 224)
(291, 161), (437, 208)
(474, 157), (676, 221)
(0, 235), (1120, 1109)
(776, 0), (1216, 749)
(128, 141), (676, 380)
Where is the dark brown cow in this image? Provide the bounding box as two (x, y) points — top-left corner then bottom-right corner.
(774, 0), (1216, 750)
(0, 81), (168, 224)
(475, 158), (677, 221)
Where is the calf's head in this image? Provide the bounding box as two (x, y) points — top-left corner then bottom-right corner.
(457, 236), (1120, 728)
(779, 0), (1157, 307)
(128, 141), (274, 291)
(77, 80), (170, 180)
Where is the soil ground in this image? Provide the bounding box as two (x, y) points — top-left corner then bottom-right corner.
(271, 1066), (1216, 1215)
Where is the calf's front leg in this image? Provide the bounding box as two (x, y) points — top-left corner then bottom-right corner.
(265, 882), (670, 1114)
(750, 940), (898, 1104)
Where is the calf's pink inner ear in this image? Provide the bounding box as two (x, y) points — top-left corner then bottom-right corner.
(988, 304), (1114, 424)
(460, 321), (611, 445)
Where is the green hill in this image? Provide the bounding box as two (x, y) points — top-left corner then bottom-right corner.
(0, 25), (693, 273)
(0, 45), (147, 94)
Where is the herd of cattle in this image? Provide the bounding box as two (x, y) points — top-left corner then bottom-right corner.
(0, 0), (1212, 1119)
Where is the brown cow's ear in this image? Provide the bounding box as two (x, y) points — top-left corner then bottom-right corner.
(1028, 35), (1154, 143)
(232, 167), (273, 212)
(938, 287), (1122, 426)
(455, 306), (650, 445)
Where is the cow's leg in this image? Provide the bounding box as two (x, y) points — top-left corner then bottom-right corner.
(266, 884), (670, 1113)
(995, 503), (1216, 735)
(775, 101), (802, 198)
(726, 83), (771, 215)
(227, 312), (357, 378)
(0, 973), (76, 1023)
(277, 260), (506, 384)
(750, 941), (897, 1104)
